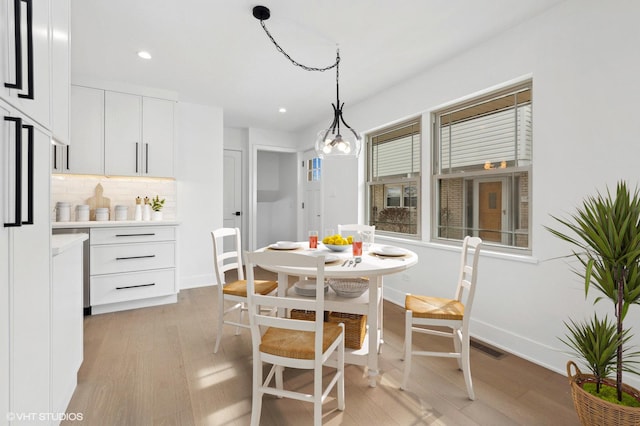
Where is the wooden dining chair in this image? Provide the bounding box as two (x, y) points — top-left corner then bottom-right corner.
(245, 250), (345, 426)
(401, 236), (482, 400)
(211, 228), (278, 353)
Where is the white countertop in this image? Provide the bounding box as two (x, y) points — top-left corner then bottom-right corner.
(52, 220), (180, 229)
(51, 233), (89, 256)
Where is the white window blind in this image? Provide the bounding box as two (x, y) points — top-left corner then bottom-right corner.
(371, 121), (420, 179)
(439, 88), (531, 173)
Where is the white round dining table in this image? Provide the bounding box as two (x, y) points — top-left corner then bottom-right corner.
(257, 242), (418, 387)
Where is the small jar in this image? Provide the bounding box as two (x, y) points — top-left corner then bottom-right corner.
(55, 202), (71, 222)
(75, 204), (90, 222)
(114, 205), (128, 221)
(95, 207), (109, 222)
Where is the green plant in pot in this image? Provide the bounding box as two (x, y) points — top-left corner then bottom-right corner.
(546, 181), (640, 424)
(150, 195), (165, 221)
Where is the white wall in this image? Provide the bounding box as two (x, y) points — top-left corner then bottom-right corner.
(321, 157), (359, 233)
(298, 0), (640, 387)
(175, 102), (224, 288)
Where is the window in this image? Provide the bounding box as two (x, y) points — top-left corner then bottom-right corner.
(433, 81), (532, 250)
(307, 157), (322, 182)
(367, 118), (421, 237)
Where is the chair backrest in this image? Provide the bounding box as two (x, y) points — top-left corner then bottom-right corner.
(338, 224), (375, 239)
(455, 236), (482, 323)
(211, 227), (244, 286)
(245, 250), (327, 358)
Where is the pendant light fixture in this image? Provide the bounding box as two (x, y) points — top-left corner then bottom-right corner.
(253, 5), (362, 158)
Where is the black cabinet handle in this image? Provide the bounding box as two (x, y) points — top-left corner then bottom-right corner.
(145, 143), (149, 174)
(115, 233), (156, 237)
(135, 142), (138, 173)
(115, 254), (156, 261)
(4, 116), (22, 227)
(4, 0), (22, 91)
(53, 145), (57, 170)
(234, 211), (241, 216)
(17, 0), (34, 100)
(22, 123), (33, 225)
(115, 283), (155, 290)
(66, 145), (70, 170)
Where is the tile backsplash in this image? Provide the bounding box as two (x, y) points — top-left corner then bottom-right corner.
(51, 175), (177, 222)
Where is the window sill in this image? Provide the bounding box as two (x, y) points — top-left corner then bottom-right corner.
(374, 235), (539, 264)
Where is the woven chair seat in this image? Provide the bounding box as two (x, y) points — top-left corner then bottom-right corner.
(223, 279), (278, 297)
(260, 322), (343, 360)
(405, 294), (464, 320)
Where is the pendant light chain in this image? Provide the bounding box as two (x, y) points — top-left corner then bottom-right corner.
(253, 4), (361, 157)
(259, 20), (339, 73)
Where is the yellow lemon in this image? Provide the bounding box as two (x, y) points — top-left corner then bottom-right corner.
(347, 236), (353, 244)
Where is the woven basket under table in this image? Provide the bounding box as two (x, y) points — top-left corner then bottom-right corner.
(290, 309), (329, 322)
(328, 312), (367, 350)
(567, 361), (640, 426)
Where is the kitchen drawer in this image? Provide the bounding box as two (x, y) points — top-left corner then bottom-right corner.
(90, 269), (176, 306)
(91, 242), (175, 275)
(90, 226), (176, 245)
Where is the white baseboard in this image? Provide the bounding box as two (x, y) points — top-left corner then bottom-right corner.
(91, 294), (178, 315)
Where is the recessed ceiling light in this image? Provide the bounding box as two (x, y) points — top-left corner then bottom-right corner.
(278, 107), (287, 113)
(137, 51), (152, 60)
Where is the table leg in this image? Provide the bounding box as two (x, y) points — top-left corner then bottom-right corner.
(378, 276), (384, 354)
(367, 275), (382, 387)
(277, 272), (287, 317)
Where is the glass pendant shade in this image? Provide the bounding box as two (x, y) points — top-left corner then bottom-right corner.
(315, 128), (362, 158)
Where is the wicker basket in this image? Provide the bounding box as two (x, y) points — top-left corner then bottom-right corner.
(290, 309), (329, 322)
(328, 312), (366, 349)
(567, 361), (640, 426)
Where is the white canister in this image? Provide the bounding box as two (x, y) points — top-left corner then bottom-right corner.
(114, 205), (128, 221)
(55, 202), (71, 222)
(75, 204), (90, 222)
(95, 207), (109, 221)
(142, 204), (151, 221)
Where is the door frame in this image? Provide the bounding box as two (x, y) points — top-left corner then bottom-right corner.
(223, 148), (245, 249)
(300, 149), (324, 241)
(249, 144), (299, 251)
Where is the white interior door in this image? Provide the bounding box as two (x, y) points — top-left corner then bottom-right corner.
(223, 149), (242, 232)
(302, 150), (322, 235)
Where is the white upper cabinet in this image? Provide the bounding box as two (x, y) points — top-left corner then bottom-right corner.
(142, 97), (174, 177)
(0, 0), (51, 129)
(50, 0), (70, 144)
(56, 85), (104, 174)
(104, 91), (141, 176)
(104, 91), (174, 178)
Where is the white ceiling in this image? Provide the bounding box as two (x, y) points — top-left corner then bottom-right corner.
(71, 0), (564, 132)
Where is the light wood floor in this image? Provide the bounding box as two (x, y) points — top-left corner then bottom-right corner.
(64, 274), (580, 425)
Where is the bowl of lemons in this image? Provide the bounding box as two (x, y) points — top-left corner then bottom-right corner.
(322, 234), (353, 252)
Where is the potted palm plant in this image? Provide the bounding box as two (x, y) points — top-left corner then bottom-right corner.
(547, 181), (640, 425)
